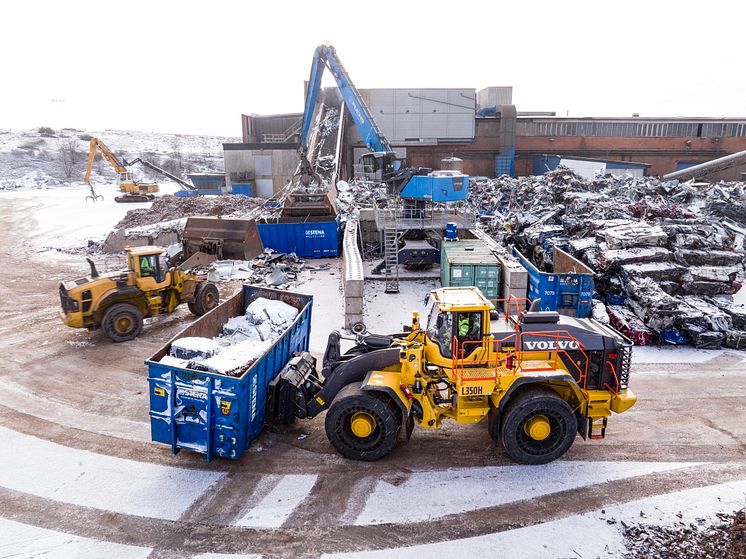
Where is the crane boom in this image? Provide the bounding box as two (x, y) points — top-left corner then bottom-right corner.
(294, 43), (469, 204)
(85, 138), (127, 187)
(300, 43), (392, 158)
(127, 158), (195, 190)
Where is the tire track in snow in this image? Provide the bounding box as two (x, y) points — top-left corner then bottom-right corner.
(0, 517), (152, 558)
(319, 479), (746, 559)
(234, 474), (318, 528)
(0, 425), (224, 520)
(354, 460), (704, 525)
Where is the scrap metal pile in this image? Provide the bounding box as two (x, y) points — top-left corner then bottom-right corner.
(473, 169), (746, 349)
(160, 297), (299, 376)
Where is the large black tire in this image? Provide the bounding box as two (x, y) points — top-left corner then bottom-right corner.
(501, 387), (577, 465)
(189, 282), (219, 316)
(102, 303), (144, 343)
(324, 383), (400, 461)
(487, 406), (500, 443)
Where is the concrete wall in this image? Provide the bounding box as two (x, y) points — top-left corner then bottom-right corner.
(223, 144), (299, 197)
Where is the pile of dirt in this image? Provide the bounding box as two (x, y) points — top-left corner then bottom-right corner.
(623, 509), (746, 558)
(114, 195), (265, 229)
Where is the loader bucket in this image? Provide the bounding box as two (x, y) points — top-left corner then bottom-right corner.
(182, 216), (265, 261)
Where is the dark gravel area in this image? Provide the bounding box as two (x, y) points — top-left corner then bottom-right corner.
(114, 195), (264, 229)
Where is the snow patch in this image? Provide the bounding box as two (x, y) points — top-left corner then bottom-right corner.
(234, 474), (317, 528)
(354, 460), (703, 525)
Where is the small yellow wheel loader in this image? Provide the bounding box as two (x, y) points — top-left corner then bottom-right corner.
(269, 287), (637, 464)
(59, 246), (219, 342)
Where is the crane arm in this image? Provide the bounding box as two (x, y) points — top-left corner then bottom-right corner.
(299, 43), (392, 158)
(127, 158), (194, 190)
(84, 138), (127, 186)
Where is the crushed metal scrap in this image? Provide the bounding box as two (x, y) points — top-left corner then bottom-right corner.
(472, 168), (746, 348)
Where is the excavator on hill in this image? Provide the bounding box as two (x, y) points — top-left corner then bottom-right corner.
(84, 138), (159, 203)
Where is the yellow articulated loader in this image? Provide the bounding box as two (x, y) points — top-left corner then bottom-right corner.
(269, 287), (636, 464)
(59, 246), (219, 342)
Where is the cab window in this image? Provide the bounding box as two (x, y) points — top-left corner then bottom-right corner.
(426, 306), (454, 358)
(139, 255), (157, 278)
(455, 311), (483, 353)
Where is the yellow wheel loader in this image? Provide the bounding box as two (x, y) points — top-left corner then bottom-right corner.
(268, 287), (636, 464)
(59, 246), (219, 342)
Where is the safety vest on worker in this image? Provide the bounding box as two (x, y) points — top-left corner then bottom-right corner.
(458, 316), (470, 337)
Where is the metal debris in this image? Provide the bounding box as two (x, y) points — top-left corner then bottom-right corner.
(471, 169), (746, 347)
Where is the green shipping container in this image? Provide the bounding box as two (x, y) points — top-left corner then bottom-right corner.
(441, 240), (501, 300)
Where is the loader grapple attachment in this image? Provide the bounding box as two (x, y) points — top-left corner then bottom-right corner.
(267, 352), (320, 423)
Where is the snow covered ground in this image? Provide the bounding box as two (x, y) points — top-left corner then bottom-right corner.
(0, 127), (235, 191)
(4, 181), (181, 252)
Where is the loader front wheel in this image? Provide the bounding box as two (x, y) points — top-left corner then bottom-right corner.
(190, 282), (219, 316)
(501, 387), (577, 465)
(102, 303), (143, 343)
(325, 383), (400, 461)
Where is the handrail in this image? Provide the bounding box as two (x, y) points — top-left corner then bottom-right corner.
(604, 360), (619, 395)
(492, 296), (532, 325)
(450, 329), (590, 392)
(517, 330), (589, 391)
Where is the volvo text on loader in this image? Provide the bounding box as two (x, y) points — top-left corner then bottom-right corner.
(59, 246), (219, 342)
(269, 287), (636, 464)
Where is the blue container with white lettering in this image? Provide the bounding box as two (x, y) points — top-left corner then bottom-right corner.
(146, 286), (313, 461)
(256, 217), (340, 258)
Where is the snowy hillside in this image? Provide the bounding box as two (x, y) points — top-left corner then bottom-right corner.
(0, 127), (239, 190)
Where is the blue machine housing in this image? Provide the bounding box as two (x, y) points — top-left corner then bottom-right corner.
(399, 174), (469, 203)
(147, 286), (313, 461)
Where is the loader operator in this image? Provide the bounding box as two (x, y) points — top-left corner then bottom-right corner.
(140, 255), (155, 278)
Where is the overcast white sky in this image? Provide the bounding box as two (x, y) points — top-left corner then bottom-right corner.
(1, 0), (743, 136)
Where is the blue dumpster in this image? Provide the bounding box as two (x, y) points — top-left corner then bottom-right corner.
(147, 286), (313, 461)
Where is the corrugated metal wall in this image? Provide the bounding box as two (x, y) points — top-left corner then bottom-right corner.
(517, 119), (746, 138)
(354, 88), (476, 143)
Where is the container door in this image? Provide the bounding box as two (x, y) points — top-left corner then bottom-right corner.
(170, 377), (212, 455)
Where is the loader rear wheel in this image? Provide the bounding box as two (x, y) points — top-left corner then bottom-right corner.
(189, 282), (219, 316)
(102, 303), (143, 343)
(501, 387), (577, 465)
(325, 383), (400, 461)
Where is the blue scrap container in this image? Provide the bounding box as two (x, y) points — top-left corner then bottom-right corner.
(512, 246), (594, 318)
(445, 222), (458, 240)
(147, 286), (313, 461)
(257, 217), (340, 258)
(231, 183), (253, 196)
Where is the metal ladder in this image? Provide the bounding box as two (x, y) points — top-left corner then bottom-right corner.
(383, 227), (399, 294)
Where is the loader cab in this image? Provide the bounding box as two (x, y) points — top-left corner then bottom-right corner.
(424, 287), (493, 359)
(127, 246), (170, 289)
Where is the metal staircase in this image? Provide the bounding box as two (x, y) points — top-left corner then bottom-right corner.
(383, 227), (399, 293)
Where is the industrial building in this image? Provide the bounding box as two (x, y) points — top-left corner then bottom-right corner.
(225, 86), (746, 196)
